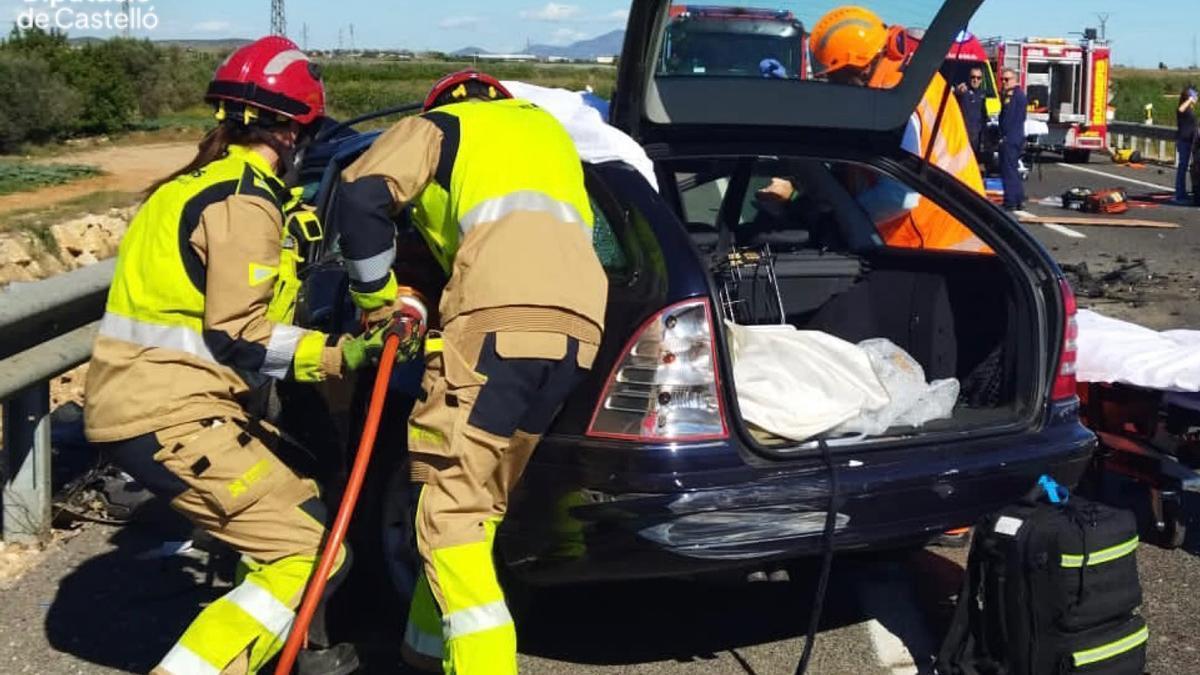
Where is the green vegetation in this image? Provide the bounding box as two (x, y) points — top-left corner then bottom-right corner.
(0, 191), (137, 233)
(0, 160), (100, 195)
(321, 61), (617, 120)
(1111, 68), (1200, 124)
(0, 27), (219, 152)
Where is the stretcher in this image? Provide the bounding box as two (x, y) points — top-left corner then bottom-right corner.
(1075, 310), (1200, 549)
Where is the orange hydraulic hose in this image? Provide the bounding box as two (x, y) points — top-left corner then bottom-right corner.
(275, 333), (401, 674)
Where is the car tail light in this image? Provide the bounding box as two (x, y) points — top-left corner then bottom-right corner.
(1051, 278), (1078, 401)
(587, 299), (729, 442)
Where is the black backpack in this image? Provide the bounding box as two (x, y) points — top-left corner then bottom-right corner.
(936, 478), (1148, 675)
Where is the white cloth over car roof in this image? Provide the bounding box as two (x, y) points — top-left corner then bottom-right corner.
(501, 80), (659, 191)
(1076, 309), (1200, 392)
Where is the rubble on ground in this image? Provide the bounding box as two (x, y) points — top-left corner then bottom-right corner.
(1063, 257), (1165, 306)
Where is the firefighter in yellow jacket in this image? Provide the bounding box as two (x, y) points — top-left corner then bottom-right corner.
(84, 37), (391, 675)
(327, 70), (608, 674)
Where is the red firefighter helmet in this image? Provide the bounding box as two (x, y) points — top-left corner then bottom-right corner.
(206, 36), (325, 126)
(423, 69), (513, 112)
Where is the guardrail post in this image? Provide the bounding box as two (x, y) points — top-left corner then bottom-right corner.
(2, 383), (52, 544)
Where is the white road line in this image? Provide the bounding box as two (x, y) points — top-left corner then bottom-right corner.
(857, 568), (935, 675)
(866, 619), (921, 675)
(1012, 209), (1088, 239)
(1043, 223), (1088, 239)
(1054, 162), (1173, 191)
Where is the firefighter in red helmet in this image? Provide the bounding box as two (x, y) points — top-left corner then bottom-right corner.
(328, 69), (607, 674)
(84, 36), (397, 675)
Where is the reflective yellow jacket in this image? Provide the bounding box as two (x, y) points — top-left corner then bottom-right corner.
(85, 145), (342, 442)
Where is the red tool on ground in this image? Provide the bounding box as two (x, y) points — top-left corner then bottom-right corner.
(274, 333), (401, 675)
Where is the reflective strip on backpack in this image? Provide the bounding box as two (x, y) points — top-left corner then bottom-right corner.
(100, 312), (217, 363)
(1060, 535), (1139, 568)
(457, 191), (590, 239)
(1072, 624), (1148, 667)
(157, 643), (221, 675)
(443, 600), (513, 640)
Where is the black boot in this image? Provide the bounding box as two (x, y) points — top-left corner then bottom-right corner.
(296, 642), (360, 675)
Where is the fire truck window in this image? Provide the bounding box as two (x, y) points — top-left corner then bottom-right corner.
(657, 1), (946, 82)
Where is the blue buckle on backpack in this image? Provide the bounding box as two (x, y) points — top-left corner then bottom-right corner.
(1038, 475), (1069, 504)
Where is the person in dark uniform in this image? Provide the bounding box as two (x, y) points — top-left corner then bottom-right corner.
(999, 67), (1027, 210)
(955, 66), (988, 158)
(1177, 84), (1198, 204)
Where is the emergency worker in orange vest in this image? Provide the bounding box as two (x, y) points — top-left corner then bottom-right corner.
(804, 6), (989, 253)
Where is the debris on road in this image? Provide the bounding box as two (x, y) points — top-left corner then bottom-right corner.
(1063, 259), (1164, 304)
(1019, 214), (1178, 229)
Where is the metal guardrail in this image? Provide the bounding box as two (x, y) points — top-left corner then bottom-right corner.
(0, 261), (113, 544)
(1108, 121), (1178, 164)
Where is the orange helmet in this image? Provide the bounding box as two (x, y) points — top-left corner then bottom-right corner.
(810, 6), (889, 77)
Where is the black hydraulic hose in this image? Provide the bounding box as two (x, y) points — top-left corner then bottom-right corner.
(794, 439), (839, 675)
(315, 102), (423, 142)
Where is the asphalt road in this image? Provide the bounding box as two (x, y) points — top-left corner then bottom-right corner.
(1016, 157), (1200, 330)
(0, 158), (1196, 675)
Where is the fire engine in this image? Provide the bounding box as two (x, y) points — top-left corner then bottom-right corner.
(660, 5), (809, 79)
(983, 31), (1113, 162)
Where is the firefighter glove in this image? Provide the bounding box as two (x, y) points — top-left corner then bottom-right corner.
(340, 324), (388, 372)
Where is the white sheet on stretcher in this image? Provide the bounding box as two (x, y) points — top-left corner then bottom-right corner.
(500, 81), (659, 191)
(1076, 309), (1200, 392)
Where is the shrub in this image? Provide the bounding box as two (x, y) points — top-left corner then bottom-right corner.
(0, 52), (82, 151)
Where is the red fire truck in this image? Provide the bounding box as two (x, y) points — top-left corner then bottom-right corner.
(661, 5), (809, 79)
(983, 33), (1113, 162)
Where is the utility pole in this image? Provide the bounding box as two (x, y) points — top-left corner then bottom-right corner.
(1193, 34), (1198, 70)
(338, 27), (344, 54)
(350, 24), (356, 53)
(1095, 12), (1110, 41)
(271, 0), (287, 37)
(121, 0), (131, 37)
(302, 22), (310, 51)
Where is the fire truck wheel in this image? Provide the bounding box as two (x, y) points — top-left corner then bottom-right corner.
(1063, 149), (1092, 164)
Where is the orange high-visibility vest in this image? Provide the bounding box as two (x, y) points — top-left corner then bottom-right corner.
(870, 63), (991, 253)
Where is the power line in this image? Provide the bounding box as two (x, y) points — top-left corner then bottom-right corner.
(271, 0), (287, 37)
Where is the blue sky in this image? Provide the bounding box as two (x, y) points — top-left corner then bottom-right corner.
(3, 1), (1192, 67)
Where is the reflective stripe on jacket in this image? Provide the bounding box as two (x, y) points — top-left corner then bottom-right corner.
(332, 97), (608, 334)
(85, 145), (340, 443)
(869, 66), (992, 254)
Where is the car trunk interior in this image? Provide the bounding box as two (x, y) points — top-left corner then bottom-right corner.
(667, 156), (1035, 447)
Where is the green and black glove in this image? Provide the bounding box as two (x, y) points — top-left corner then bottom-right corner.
(340, 323), (389, 372)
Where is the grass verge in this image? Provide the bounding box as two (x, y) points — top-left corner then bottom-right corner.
(0, 190), (139, 234)
(0, 161), (102, 196)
